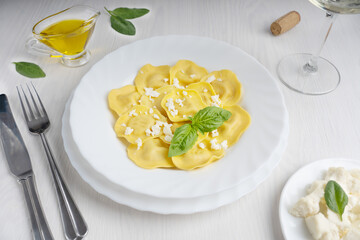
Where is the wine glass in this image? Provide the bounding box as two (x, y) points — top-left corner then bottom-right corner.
(277, 0), (360, 95)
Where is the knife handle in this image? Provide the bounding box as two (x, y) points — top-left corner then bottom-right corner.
(19, 175), (54, 240)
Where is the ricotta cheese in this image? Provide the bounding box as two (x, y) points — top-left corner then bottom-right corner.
(290, 167), (360, 240)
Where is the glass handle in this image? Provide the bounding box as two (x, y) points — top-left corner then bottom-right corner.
(25, 37), (62, 57)
(303, 12), (337, 74)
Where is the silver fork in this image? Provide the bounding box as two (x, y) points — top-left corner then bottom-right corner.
(17, 83), (88, 240)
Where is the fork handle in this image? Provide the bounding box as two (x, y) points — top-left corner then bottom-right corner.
(39, 133), (88, 239)
(19, 175), (54, 240)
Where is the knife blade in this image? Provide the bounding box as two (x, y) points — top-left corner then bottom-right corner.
(0, 94), (53, 240)
(0, 94), (32, 179)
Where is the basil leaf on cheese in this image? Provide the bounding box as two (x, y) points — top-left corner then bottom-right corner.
(325, 180), (348, 221)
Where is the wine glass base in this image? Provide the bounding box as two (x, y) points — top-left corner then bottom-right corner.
(277, 53), (340, 95)
(61, 50), (91, 67)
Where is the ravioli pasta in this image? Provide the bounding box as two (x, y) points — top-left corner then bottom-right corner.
(108, 60), (251, 170)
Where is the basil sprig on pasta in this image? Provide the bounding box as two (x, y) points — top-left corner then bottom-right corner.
(168, 106), (231, 157)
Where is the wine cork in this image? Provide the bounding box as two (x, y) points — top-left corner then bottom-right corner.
(271, 11), (301, 36)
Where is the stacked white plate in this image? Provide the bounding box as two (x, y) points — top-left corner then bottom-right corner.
(61, 35), (289, 214)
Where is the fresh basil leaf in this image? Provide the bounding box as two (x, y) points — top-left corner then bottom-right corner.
(13, 62), (46, 78)
(191, 106), (231, 134)
(168, 124), (198, 157)
(110, 16), (136, 36)
(107, 7), (149, 19)
(324, 180), (348, 221)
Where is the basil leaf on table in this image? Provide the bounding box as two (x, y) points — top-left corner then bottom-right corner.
(13, 62), (46, 78)
(168, 124), (198, 157)
(324, 180), (348, 221)
(105, 7), (149, 36)
(107, 7), (149, 19)
(110, 16), (136, 36)
(191, 106), (232, 134)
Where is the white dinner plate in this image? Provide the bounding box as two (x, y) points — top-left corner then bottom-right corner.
(69, 35), (288, 199)
(279, 158), (360, 240)
(63, 95), (289, 214)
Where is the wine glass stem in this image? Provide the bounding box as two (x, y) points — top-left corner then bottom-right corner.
(303, 11), (337, 73)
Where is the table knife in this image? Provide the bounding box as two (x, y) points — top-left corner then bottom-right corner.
(0, 94), (53, 240)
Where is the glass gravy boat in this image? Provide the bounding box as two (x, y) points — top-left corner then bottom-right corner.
(26, 5), (100, 67)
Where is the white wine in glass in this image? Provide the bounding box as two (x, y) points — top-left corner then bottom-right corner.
(277, 0), (360, 95)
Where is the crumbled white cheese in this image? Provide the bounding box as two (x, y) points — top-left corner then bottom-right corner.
(211, 95), (222, 107)
(183, 115), (187, 118)
(175, 98), (185, 107)
(153, 114), (160, 120)
(206, 75), (216, 83)
(180, 70), (185, 73)
(190, 74), (196, 78)
(138, 100), (141, 103)
(210, 139), (221, 150)
(199, 142), (205, 149)
(177, 92), (180, 95)
(221, 140), (228, 150)
(121, 123), (126, 127)
(163, 78), (169, 82)
(155, 121), (165, 127)
(124, 127), (134, 135)
(149, 108), (154, 114)
(129, 110), (138, 117)
(151, 124), (161, 136)
(144, 112), (148, 115)
(164, 92), (167, 94)
(145, 128), (152, 136)
(144, 88), (160, 98)
(140, 71), (144, 74)
(217, 78), (222, 81)
(132, 103), (136, 106)
(173, 78), (185, 89)
(203, 88), (208, 93)
(211, 129), (219, 137)
(163, 124), (173, 141)
(149, 96), (154, 102)
(165, 98), (178, 116)
(135, 138), (142, 150)
(165, 135), (173, 142)
(153, 106), (157, 109)
(162, 122), (173, 136)
(183, 91), (187, 96)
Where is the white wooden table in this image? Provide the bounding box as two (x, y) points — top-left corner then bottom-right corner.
(1, 0), (360, 239)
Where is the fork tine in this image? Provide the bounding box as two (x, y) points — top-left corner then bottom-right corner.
(30, 82), (48, 118)
(20, 85), (35, 120)
(16, 86), (30, 122)
(26, 83), (41, 117)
